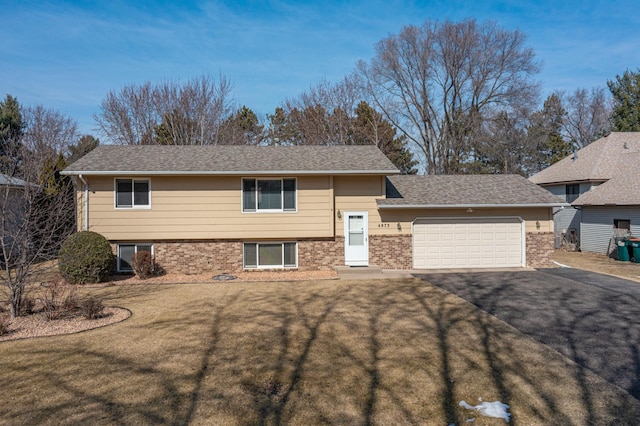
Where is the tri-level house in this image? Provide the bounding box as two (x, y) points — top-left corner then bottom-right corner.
(62, 145), (564, 273)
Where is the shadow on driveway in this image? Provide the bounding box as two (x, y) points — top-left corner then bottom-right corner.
(416, 268), (640, 401)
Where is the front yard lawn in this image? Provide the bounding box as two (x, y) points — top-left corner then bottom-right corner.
(1, 278), (638, 425)
(555, 249), (640, 282)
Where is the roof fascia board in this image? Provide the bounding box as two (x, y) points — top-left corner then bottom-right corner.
(378, 203), (569, 209)
(61, 170), (401, 176)
(537, 179), (608, 186)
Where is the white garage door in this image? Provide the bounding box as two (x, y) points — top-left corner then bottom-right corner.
(413, 217), (523, 269)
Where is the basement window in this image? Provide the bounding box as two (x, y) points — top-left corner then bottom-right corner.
(243, 242), (297, 269)
(118, 243), (153, 272)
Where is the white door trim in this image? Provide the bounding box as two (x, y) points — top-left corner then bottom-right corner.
(344, 211), (369, 266)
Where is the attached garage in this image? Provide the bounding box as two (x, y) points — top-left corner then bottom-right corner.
(412, 217), (524, 269)
(378, 174), (568, 270)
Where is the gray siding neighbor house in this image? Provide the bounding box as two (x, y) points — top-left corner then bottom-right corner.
(0, 173), (28, 252)
(529, 132), (640, 255)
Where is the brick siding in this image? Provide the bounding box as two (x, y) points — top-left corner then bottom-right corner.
(112, 232), (548, 274)
(369, 234), (413, 269)
(297, 238), (344, 271)
(154, 240), (244, 274)
(526, 232), (555, 268)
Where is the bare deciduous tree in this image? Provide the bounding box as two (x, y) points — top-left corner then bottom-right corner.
(94, 75), (235, 145)
(1, 103), (78, 319)
(22, 105), (79, 158)
(357, 19), (541, 174)
(273, 76), (363, 146)
(1, 146), (75, 319)
(563, 87), (611, 148)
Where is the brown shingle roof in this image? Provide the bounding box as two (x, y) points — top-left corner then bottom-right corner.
(529, 132), (640, 206)
(62, 145), (399, 175)
(529, 132), (640, 184)
(379, 174), (565, 208)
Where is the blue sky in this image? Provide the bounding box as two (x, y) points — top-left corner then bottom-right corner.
(2, 0), (639, 137)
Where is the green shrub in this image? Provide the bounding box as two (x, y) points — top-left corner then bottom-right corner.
(58, 231), (114, 284)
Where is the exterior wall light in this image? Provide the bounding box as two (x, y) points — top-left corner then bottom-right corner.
(536, 220), (541, 230)
(337, 210), (342, 219)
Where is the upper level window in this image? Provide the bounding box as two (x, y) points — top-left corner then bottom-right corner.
(566, 184), (579, 203)
(116, 179), (150, 208)
(242, 178), (296, 212)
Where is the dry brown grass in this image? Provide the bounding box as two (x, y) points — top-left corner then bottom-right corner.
(554, 249), (640, 282)
(1, 278), (638, 425)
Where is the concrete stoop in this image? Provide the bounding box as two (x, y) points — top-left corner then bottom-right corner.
(335, 265), (382, 276)
(334, 266), (414, 279)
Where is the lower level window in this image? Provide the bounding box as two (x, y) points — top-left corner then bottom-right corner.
(243, 242), (297, 269)
(118, 243), (153, 272)
(614, 219), (631, 230)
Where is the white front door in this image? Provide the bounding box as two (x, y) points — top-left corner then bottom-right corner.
(344, 211), (368, 266)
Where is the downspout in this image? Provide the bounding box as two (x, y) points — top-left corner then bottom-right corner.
(78, 174), (89, 231)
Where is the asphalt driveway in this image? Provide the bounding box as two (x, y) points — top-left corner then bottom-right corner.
(416, 268), (640, 400)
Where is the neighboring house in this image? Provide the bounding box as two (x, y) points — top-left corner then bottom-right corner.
(530, 132), (640, 255)
(61, 145), (564, 273)
(0, 173), (28, 254)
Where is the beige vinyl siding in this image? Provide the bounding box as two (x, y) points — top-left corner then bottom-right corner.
(75, 186), (86, 231)
(334, 175), (387, 236)
(84, 175), (333, 240)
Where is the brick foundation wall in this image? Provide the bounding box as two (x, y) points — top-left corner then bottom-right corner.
(369, 234), (412, 269)
(526, 232), (555, 268)
(112, 238), (346, 274)
(112, 232), (550, 274)
(111, 235), (415, 274)
(297, 238), (344, 271)
(154, 240), (244, 274)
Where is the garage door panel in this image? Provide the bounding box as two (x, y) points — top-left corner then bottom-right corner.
(413, 218), (522, 269)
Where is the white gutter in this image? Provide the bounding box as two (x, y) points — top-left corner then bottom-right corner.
(61, 169), (401, 176)
(78, 174), (89, 231)
(378, 203), (570, 209)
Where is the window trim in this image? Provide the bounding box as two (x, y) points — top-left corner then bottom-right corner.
(114, 178), (151, 209)
(117, 243), (154, 272)
(241, 177), (297, 213)
(243, 241), (298, 269)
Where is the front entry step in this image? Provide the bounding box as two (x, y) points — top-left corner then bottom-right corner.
(334, 265), (382, 277)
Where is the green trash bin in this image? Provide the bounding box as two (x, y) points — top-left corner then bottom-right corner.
(629, 239), (640, 263)
(618, 239), (630, 262)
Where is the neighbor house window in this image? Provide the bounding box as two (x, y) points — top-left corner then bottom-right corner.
(117, 243), (153, 272)
(614, 219), (631, 230)
(566, 184), (579, 203)
(116, 179), (150, 208)
(243, 242), (297, 268)
(242, 178), (296, 212)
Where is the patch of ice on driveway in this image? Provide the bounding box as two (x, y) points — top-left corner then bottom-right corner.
(459, 399), (510, 422)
